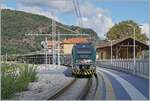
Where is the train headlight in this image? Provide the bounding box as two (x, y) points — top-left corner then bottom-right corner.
(86, 59), (92, 63)
(82, 59), (92, 63)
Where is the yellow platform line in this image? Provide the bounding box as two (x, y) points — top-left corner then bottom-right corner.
(99, 71), (116, 100)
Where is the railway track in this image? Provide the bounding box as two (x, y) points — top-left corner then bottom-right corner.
(77, 77), (92, 100)
(84, 73), (102, 100)
(48, 73), (102, 100)
(48, 78), (77, 100)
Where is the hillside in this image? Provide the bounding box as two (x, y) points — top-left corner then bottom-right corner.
(1, 9), (100, 55)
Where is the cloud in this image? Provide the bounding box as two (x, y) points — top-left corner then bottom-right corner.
(16, 4), (59, 21)
(141, 23), (149, 38)
(14, 0), (74, 14)
(80, 2), (109, 17)
(77, 2), (114, 38)
(1, 3), (60, 22)
(1, 0), (75, 22)
(1, 4), (14, 10)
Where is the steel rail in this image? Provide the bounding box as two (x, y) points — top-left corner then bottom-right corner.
(76, 77), (92, 100)
(93, 73), (99, 99)
(48, 78), (77, 100)
(94, 72), (105, 100)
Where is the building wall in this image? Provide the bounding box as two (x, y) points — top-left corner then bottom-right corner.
(97, 47), (144, 59)
(97, 48), (110, 60)
(63, 44), (74, 54)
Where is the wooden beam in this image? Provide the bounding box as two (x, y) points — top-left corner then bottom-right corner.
(118, 45), (138, 47)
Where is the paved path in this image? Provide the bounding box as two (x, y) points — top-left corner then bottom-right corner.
(97, 67), (149, 100)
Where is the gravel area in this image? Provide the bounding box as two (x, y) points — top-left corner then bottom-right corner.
(11, 64), (74, 100)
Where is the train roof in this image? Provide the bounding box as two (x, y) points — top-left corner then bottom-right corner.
(75, 42), (93, 45)
(74, 42), (94, 49)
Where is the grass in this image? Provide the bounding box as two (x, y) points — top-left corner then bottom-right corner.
(1, 63), (37, 99)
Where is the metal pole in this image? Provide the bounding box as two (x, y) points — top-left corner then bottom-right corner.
(133, 27), (136, 73)
(126, 24), (136, 73)
(57, 32), (60, 66)
(45, 37), (48, 65)
(52, 20), (56, 66)
(111, 41), (112, 64)
(6, 52), (7, 63)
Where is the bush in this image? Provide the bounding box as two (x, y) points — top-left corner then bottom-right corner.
(1, 63), (37, 99)
(1, 75), (16, 99)
(15, 64), (37, 92)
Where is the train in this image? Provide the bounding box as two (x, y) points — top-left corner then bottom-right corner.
(71, 42), (96, 76)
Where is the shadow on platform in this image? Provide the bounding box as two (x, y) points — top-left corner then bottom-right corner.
(63, 67), (73, 77)
(63, 67), (92, 78)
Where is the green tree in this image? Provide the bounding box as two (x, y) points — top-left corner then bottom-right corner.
(106, 20), (149, 42)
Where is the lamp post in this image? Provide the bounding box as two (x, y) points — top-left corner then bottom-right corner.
(111, 41), (112, 64)
(108, 40), (115, 64)
(126, 24), (139, 73)
(45, 37), (48, 65)
(57, 32), (60, 67)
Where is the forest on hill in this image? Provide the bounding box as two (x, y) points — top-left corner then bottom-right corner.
(1, 9), (100, 55)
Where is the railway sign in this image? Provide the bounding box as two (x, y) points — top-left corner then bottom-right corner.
(41, 41), (48, 49)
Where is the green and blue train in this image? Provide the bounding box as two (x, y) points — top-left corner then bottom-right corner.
(71, 42), (96, 76)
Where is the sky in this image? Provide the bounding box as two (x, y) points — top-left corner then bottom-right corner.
(1, 0), (149, 39)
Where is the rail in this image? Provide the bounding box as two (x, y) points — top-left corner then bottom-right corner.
(48, 77), (93, 100)
(96, 59), (149, 79)
(48, 79), (77, 100)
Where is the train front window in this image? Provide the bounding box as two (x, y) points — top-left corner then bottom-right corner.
(76, 48), (92, 59)
(76, 50), (91, 54)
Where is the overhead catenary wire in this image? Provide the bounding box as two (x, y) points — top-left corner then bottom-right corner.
(72, 0), (94, 43)
(76, 0), (83, 27)
(73, 0), (83, 27)
(73, 0), (79, 19)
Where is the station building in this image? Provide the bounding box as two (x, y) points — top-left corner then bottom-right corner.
(96, 36), (149, 60)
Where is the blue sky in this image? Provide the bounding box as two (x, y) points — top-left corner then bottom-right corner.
(94, 0), (149, 23)
(1, 0), (149, 38)
(60, 0), (149, 25)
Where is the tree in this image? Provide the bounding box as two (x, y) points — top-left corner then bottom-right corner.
(106, 20), (149, 43)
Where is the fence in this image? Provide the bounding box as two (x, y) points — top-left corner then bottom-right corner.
(96, 59), (149, 79)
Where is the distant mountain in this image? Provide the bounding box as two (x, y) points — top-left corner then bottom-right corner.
(1, 9), (100, 55)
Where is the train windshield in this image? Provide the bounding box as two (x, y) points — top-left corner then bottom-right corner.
(76, 50), (91, 54)
(76, 48), (92, 59)
(74, 43), (94, 59)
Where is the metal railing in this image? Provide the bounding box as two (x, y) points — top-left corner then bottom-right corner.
(96, 59), (149, 79)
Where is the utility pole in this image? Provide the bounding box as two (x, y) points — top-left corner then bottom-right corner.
(57, 31), (60, 67)
(5, 52), (7, 63)
(126, 24), (136, 73)
(52, 20), (56, 66)
(133, 26), (135, 69)
(45, 36), (48, 65)
(111, 41), (112, 64)
(108, 40), (115, 64)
